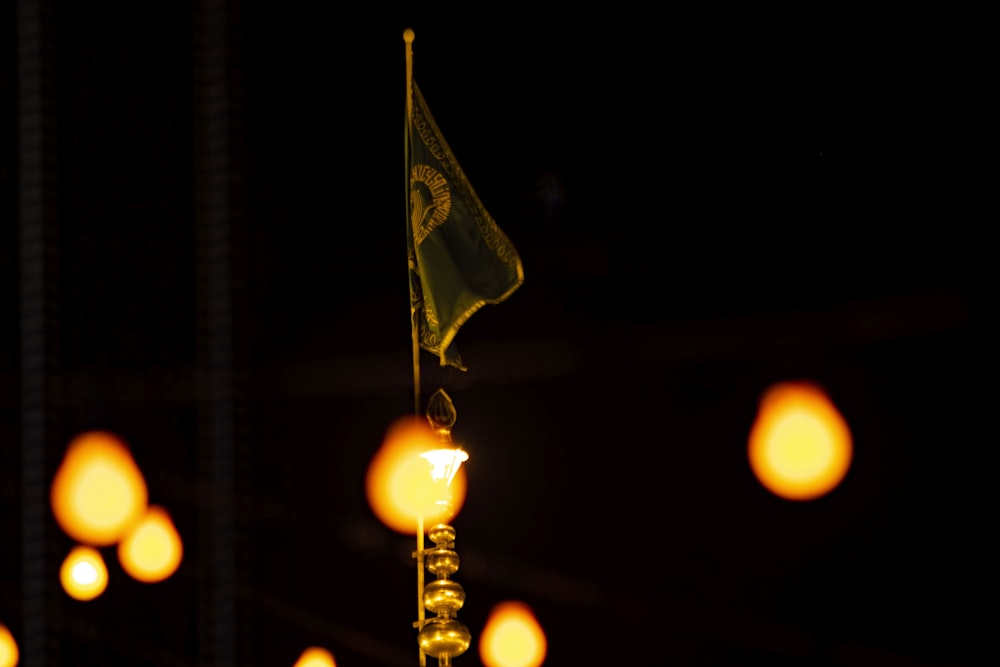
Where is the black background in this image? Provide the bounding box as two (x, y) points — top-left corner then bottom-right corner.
(1, 4), (994, 666)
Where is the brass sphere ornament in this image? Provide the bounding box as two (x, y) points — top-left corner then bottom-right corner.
(426, 547), (460, 577)
(423, 579), (466, 616)
(428, 523), (456, 545)
(418, 617), (472, 659)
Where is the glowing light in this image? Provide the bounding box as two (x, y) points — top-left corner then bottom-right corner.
(0, 622), (18, 667)
(293, 647), (336, 667)
(366, 416), (467, 534)
(72, 560), (99, 585)
(118, 505), (183, 583)
(480, 601), (547, 667)
(50, 431), (148, 546)
(60, 546), (109, 601)
(748, 381), (853, 500)
(420, 447), (469, 485)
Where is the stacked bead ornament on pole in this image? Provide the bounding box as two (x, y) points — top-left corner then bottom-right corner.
(414, 390), (471, 666)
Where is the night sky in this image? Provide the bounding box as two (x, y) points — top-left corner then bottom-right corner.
(1, 4), (994, 667)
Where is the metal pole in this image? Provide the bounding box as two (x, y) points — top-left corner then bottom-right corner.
(416, 515), (426, 667)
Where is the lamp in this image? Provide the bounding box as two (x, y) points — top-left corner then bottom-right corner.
(420, 448), (468, 487)
(414, 389), (471, 666)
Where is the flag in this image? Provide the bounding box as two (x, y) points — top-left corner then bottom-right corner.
(406, 82), (523, 370)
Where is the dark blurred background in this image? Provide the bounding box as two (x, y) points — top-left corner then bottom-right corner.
(1, 3), (993, 666)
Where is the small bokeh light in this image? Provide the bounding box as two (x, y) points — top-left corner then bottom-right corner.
(293, 646), (336, 667)
(60, 545), (109, 601)
(748, 381), (853, 500)
(480, 600), (547, 667)
(366, 416), (467, 534)
(50, 431), (148, 546)
(118, 505), (183, 583)
(0, 622), (18, 667)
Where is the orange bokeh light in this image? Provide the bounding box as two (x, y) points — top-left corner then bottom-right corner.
(60, 545), (109, 601)
(118, 505), (183, 583)
(748, 381), (853, 501)
(50, 431), (148, 546)
(293, 646), (336, 667)
(365, 416), (467, 535)
(0, 622), (18, 667)
(479, 601), (547, 667)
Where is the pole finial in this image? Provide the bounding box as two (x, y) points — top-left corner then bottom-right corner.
(403, 28), (415, 44)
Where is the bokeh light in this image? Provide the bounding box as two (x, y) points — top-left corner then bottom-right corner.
(748, 381), (853, 500)
(480, 601), (547, 667)
(0, 622), (18, 667)
(366, 416), (467, 534)
(293, 646), (336, 667)
(118, 505), (183, 583)
(60, 545), (109, 601)
(50, 431), (148, 546)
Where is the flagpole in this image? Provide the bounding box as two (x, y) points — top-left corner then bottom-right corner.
(404, 27), (428, 667)
(404, 27), (421, 419)
(415, 514), (426, 667)
(404, 27), (420, 417)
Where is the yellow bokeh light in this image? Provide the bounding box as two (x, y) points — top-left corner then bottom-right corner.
(0, 622), (18, 667)
(118, 505), (183, 583)
(748, 381), (853, 501)
(293, 646), (336, 667)
(480, 601), (547, 667)
(366, 416), (467, 535)
(50, 431), (148, 546)
(60, 545), (109, 601)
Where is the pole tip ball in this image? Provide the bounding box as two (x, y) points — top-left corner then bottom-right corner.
(403, 28), (415, 43)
